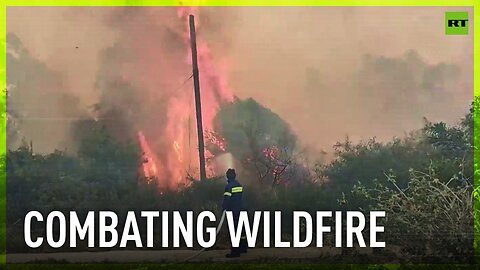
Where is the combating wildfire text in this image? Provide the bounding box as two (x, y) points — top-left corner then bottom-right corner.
(23, 210), (385, 249)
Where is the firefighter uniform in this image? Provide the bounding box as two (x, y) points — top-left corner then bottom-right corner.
(222, 169), (247, 257)
(222, 180), (243, 212)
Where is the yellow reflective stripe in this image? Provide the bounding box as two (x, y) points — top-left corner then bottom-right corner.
(231, 187), (243, 193)
(224, 192), (232, 196)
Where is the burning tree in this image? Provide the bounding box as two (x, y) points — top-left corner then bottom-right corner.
(214, 98), (309, 187)
(242, 124), (294, 187)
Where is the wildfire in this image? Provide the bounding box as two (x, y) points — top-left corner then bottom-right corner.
(205, 130), (227, 152)
(263, 147), (279, 160)
(136, 7), (234, 190)
(137, 131), (160, 184)
(173, 141), (183, 162)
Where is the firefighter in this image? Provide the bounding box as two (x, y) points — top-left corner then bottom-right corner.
(222, 168), (248, 258)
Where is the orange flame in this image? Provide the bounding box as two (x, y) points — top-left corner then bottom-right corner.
(135, 8), (234, 190)
(173, 140), (183, 162)
(137, 131), (160, 183)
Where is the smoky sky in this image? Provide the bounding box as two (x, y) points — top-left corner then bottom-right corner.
(6, 6), (473, 154)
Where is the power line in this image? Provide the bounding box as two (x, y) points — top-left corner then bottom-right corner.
(172, 74), (193, 92)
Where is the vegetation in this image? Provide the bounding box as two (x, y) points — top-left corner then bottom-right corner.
(4, 97), (478, 263)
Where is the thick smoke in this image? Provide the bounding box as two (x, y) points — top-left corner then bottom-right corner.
(349, 50), (463, 137)
(6, 33), (86, 153)
(218, 7), (472, 151)
(94, 8), (197, 188)
(6, 6), (473, 177)
(91, 7), (236, 188)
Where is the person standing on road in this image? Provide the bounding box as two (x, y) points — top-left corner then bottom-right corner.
(222, 168), (248, 258)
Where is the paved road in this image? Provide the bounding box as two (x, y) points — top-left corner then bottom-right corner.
(9, 247), (351, 263)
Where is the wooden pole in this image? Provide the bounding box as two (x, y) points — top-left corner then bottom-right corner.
(189, 14), (207, 181)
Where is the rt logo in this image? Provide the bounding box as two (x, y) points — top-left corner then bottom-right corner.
(445, 12), (468, 35)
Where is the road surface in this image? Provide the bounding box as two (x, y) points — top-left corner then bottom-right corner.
(9, 247), (360, 263)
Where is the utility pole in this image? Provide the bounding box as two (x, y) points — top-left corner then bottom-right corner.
(189, 14), (207, 181)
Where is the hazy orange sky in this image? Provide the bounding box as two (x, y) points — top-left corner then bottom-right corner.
(7, 7), (473, 154)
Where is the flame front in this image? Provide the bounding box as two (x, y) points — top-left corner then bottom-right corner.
(138, 131), (160, 185)
(136, 7), (234, 190)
